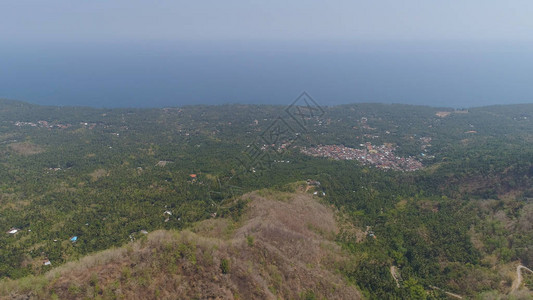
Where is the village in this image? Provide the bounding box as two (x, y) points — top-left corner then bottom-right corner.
(300, 142), (423, 171)
(11, 120), (120, 131)
(13, 120), (73, 129)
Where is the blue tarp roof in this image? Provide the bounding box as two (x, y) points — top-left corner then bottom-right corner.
(70, 236), (78, 241)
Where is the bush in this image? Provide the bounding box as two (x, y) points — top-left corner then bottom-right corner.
(302, 290), (317, 300)
(220, 258), (230, 274)
(246, 235), (254, 247)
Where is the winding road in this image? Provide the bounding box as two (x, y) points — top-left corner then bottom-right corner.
(511, 264), (533, 293)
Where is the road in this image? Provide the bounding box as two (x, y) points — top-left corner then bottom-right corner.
(390, 266), (400, 288)
(511, 264), (533, 293)
(429, 285), (463, 299)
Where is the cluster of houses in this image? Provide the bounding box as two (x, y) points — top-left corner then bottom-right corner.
(13, 120), (72, 129)
(11, 120), (113, 130)
(300, 143), (423, 171)
(7, 229), (79, 266)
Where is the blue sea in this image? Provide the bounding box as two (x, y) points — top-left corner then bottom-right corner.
(1, 40), (533, 108)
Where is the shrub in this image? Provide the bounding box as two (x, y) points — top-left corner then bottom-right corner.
(220, 259), (230, 274)
(246, 235), (254, 247)
(302, 290), (317, 300)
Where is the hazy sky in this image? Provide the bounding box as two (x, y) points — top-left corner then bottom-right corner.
(2, 1), (533, 43)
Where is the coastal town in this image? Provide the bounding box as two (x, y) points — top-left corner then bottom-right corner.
(300, 142), (423, 171)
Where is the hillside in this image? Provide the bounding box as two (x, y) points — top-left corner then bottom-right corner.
(0, 190), (361, 299)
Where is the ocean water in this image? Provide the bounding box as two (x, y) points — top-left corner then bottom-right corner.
(1, 40), (533, 108)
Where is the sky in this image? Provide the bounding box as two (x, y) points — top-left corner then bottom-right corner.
(2, 1), (533, 42)
(1, 1), (533, 108)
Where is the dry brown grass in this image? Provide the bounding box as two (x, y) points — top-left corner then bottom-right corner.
(0, 191), (362, 300)
(89, 168), (108, 181)
(0, 192), (23, 210)
(8, 142), (44, 155)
